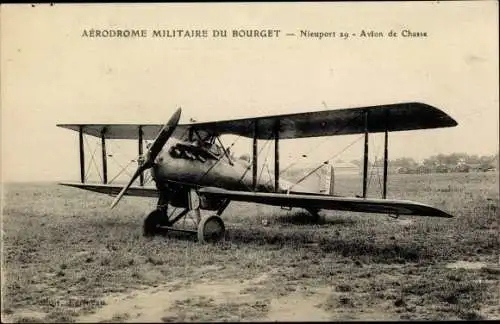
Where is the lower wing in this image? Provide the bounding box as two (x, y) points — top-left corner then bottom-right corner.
(198, 187), (453, 218)
(60, 182), (158, 198)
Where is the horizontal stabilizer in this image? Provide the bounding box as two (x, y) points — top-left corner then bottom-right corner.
(198, 187), (453, 218)
(60, 182), (158, 198)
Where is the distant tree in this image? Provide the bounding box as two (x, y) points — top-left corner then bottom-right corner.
(391, 157), (417, 168)
(423, 157), (436, 167)
(447, 153), (468, 165)
(345, 159), (374, 167)
(376, 152), (497, 173)
(479, 154), (496, 165)
(466, 154), (480, 164)
(454, 164), (470, 172)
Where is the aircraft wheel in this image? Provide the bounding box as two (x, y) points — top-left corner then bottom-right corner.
(197, 214), (225, 243)
(143, 209), (164, 236)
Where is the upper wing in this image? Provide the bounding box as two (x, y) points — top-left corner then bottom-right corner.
(189, 102), (457, 139)
(60, 182), (158, 198)
(57, 102), (457, 140)
(198, 187), (453, 218)
(56, 124), (170, 140)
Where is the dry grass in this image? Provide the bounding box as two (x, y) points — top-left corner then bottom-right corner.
(1, 172), (498, 322)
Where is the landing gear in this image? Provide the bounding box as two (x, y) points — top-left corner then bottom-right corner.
(197, 214), (226, 243)
(142, 204), (229, 243)
(142, 189), (230, 242)
(306, 208), (322, 223)
(143, 209), (165, 236)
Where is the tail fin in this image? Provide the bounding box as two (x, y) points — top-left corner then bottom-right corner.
(320, 164), (335, 195)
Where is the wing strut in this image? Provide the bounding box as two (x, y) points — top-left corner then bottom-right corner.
(79, 126), (85, 183)
(138, 126), (144, 186)
(101, 128), (108, 184)
(274, 120), (280, 192)
(252, 119), (258, 191)
(383, 118), (389, 199)
(362, 110), (369, 198)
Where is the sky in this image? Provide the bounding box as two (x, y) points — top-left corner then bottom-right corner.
(1, 2), (498, 183)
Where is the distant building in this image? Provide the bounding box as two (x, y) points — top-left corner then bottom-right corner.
(467, 163), (496, 172)
(397, 167), (410, 174)
(452, 163), (470, 173)
(416, 165), (431, 174)
(435, 164), (449, 173)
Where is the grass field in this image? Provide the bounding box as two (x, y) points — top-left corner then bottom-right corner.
(1, 172), (499, 322)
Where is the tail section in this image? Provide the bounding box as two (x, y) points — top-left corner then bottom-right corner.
(320, 164), (335, 195)
(284, 163), (335, 195)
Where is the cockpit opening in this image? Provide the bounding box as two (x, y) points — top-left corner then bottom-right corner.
(169, 139), (222, 162)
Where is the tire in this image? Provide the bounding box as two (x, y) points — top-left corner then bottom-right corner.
(143, 209), (164, 237)
(197, 214), (225, 243)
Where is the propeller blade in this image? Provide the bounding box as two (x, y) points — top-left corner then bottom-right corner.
(110, 107), (182, 209)
(110, 167), (143, 209)
(143, 107), (182, 166)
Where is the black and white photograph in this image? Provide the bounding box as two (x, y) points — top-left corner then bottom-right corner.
(1, 2), (498, 322)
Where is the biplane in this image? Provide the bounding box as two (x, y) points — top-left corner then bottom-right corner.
(57, 102), (457, 243)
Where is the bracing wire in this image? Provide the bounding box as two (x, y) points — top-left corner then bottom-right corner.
(106, 140), (139, 184)
(265, 164), (273, 186)
(373, 136), (384, 196)
(366, 135), (378, 190)
(108, 157), (134, 184)
(376, 163), (383, 196)
(367, 134), (385, 197)
(235, 135), (275, 192)
(283, 134), (365, 190)
(257, 139), (273, 184)
(107, 140), (140, 164)
(279, 113), (363, 177)
(83, 136), (103, 183)
(142, 171), (153, 186)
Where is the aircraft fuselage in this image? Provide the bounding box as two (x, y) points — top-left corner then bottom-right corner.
(150, 138), (313, 198)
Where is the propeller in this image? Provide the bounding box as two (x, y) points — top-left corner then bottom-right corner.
(110, 107), (182, 209)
